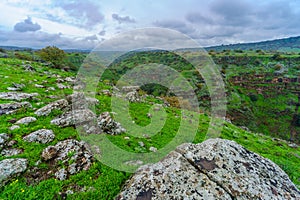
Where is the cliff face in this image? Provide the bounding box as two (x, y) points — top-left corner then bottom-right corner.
(117, 139), (300, 200)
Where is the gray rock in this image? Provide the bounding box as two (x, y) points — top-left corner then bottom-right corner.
(57, 83), (69, 89)
(149, 146), (157, 152)
(0, 133), (9, 150)
(23, 64), (35, 71)
(0, 102), (32, 115)
(1, 148), (23, 157)
(15, 116), (37, 125)
(51, 109), (96, 127)
(0, 92), (38, 101)
(97, 112), (126, 135)
(9, 125), (20, 131)
(23, 129), (55, 144)
(41, 139), (93, 179)
(67, 92), (98, 110)
(0, 158), (28, 187)
(34, 99), (68, 116)
(34, 84), (45, 88)
(121, 86), (140, 93)
(54, 168), (67, 180)
(117, 139), (300, 200)
(125, 91), (141, 102)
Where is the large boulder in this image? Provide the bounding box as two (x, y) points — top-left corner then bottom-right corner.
(0, 158), (28, 187)
(117, 139), (300, 200)
(0, 92), (38, 101)
(0, 102), (32, 115)
(34, 99), (68, 116)
(41, 139), (93, 180)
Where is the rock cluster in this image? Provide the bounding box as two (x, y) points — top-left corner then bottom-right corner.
(0, 102), (32, 115)
(117, 138), (300, 200)
(41, 139), (93, 180)
(0, 92), (38, 101)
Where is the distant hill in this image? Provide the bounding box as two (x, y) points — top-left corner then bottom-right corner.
(206, 36), (300, 52)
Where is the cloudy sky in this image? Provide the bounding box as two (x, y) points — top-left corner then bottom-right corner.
(0, 0), (299, 49)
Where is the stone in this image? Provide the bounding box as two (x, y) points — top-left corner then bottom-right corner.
(149, 146), (157, 152)
(23, 129), (55, 144)
(97, 112), (126, 135)
(66, 92), (98, 110)
(9, 125), (20, 131)
(138, 141), (145, 147)
(34, 99), (68, 116)
(15, 116), (37, 125)
(125, 91), (141, 102)
(34, 84), (45, 88)
(0, 158), (28, 187)
(41, 139), (93, 179)
(0, 133), (9, 150)
(121, 86), (140, 93)
(0, 92), (38, 101)
(23, 64), (35, 71)
(57, 83), (69, 89)
(51, 109), (96, 127)
(54, 168), (67, 180)
(0, 102), (32, 115)
(1, 148), (23, 157)
(117, 139), (300, 200)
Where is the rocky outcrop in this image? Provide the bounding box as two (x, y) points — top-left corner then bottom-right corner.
(0, 92), (38, 101)
(34, 99), (68, 116)
(0, 102), (32, 115)
(117, 139), (300, 200)
(41, 139), (93, 180)
(15, 116), (37, 125)
(0, 158), (28, 187)
(97, 112), (126, 135)
(23, 129), (55, 144)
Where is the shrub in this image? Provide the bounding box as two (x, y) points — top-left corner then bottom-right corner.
(37, 46), (66, 68)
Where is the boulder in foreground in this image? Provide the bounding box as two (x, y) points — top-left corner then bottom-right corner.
(117, 138), (300, 200)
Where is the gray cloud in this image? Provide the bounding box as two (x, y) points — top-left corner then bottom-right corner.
(14, 17), (41, 32)
(112, 14), (136, 24)
(98, 30), (106, 36)
(153, 20), (195, 35)
(60, 1), (104, 28)
(0, 30), (99, 49)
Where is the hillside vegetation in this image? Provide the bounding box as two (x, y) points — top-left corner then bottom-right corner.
(0, 47), (299, 199)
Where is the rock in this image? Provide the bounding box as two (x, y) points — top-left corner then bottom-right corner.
(23, 129), (55, 144)
(65, 77), (76, 83)
(34, 84), (45, 88)
(97, 112), (126, 135)
(0, 102), (32, 115)
(34, 99), (68, 116)
(0, 133), (9, 150)
(149, 146), (157, 152)
(0, 158), (28, 187)
(0, 92), (38, 101)
(101, 89), (111, 96)
(121, 86), (140, 93)
(41, 139), (93, 179)
(1, 148), (23, 157)
(66, 92), (98, 110)
(7, 87), (20, 91)
(57, 83), (69, 89)
(15, 116), (37, 125)
(23, 64), (35, 71)
(9, 125), (20, 131)
(138, 141), (145, 147)
(51, 109), (96, 127)
(125, 91), (141, 102)
(54, 168), (67, 181)
(117, 139), (300, 200)
(41, 146), (58, 161)
(288, 143), (298, 148)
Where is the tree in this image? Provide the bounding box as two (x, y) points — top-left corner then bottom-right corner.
(37, 46), (66, 68)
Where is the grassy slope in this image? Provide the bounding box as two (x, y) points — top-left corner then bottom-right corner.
(0, 57), (299, 199)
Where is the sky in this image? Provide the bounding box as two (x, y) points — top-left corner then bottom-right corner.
(0, 0), (300, 49)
